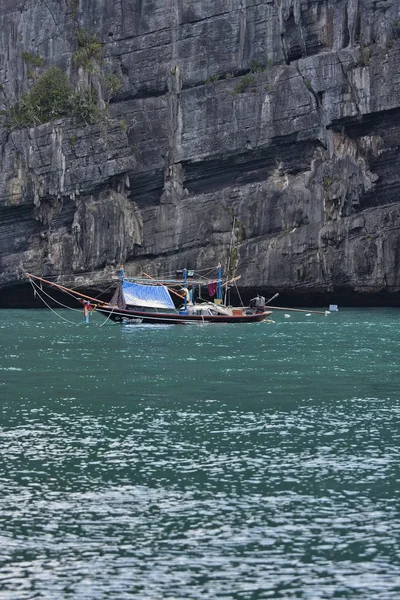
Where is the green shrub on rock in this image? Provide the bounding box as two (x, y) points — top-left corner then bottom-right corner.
(73, 28), (103, 71)
(2, 67), (100, 129)
(22, 52), (44, 68)
(4, 67), (73, 128)
(105, 74), (122, 94)
(233, 73), (255, 94)
(70, 88), (99, 124)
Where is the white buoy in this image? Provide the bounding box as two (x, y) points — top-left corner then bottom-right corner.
(284, 314), (291, 318)
(306, 313), (311, 316)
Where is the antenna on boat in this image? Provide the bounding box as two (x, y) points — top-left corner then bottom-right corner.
(217, 263), (222, 302)
(183, 267), (187, 310)
(224, 216), (236, 305)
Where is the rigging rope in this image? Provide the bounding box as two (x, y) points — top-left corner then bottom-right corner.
(29, 277), (109, 327)
(29, 279), (81, 325)
(234, 277), (245, 307)
(29, 278), (114, 327)
(29, 277), (82, 312)
(31, 272), (116, 304)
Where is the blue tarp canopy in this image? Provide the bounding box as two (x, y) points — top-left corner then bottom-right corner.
(122, 281), (175, 309)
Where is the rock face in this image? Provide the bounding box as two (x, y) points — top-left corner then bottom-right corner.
(1, 0), (400, 304)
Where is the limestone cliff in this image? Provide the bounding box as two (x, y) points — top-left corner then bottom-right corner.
(1, 0), (400, 305)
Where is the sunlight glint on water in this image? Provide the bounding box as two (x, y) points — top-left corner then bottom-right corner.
(0, 308), (400, 599)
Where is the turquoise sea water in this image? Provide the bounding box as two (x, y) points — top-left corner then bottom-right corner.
(0, 308), (400, 599)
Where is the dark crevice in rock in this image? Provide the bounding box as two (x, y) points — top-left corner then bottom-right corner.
(295, 64), (321, 109)
(182, 68), (254, 91)
(237, 288), (400, 308)
(336, 53), (361, 115)
(343, 6), (350, 47)
(0, 281), (112, 308)
(109, 87), (167, 103)
(108, 26), (172, 45)
(180, 10), (232, 26)
(111, 67), (263, 102)
(353, 5), (361, 46)
(360, 174), (400, 209)
(125, 170), (165, 206)
(0, 205), (39, 233)
(46, 200), (76, 229)
(329, 106), (400, 209)
(183, 139), (323, 195)
(282, 10), (305, 63)
(280, 3), (328, 65)
(280, 33), (290, 65)
(329, 106), (400, 137)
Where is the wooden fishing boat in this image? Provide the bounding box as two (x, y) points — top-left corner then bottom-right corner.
(26, 268), (273, 325)
(93, 304), (271, 324)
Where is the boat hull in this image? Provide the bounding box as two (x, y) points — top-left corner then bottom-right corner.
(94, 305), (272, 324)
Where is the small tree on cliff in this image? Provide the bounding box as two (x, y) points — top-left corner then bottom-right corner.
(3, 67), (72, 128)
(26, 67), (73, 121)
(2, 66), (100, 129)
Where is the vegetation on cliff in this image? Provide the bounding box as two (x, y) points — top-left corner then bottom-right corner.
(1, 67), (99, 129)
(73, 28), (103, 72)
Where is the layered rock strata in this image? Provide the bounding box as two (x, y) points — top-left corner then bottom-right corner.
(1, 0), (400, 304)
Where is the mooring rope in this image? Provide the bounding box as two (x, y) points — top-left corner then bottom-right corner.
(29, 279), (80, 325)
(29, 276), (112, 327)
(98, 303), (116, 327)
(29, 277), (82, 312)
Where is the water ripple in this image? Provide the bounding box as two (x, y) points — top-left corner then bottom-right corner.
(0, 309), (400, 598)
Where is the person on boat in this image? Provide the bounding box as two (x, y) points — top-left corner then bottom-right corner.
(249, 294), (266, 309)
(188, 286), (194, 304)
(181, 287), (194, 305)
